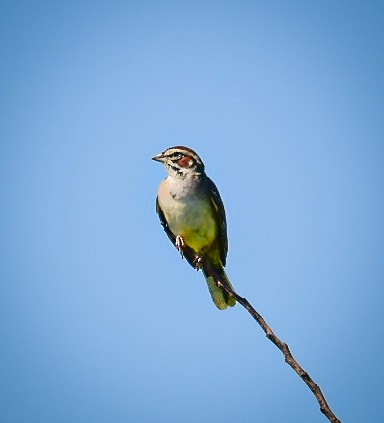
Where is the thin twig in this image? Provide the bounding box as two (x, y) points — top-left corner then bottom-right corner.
(161, 224), (341, 422)
(215, 276), (342, 423)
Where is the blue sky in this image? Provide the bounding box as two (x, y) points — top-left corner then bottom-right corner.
(1, 1), (383, 422)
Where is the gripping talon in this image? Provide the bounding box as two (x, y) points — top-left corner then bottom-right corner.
(193, 256), (204, 270)
(175, 236), (185, 258)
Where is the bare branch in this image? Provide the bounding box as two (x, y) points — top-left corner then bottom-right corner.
(162, 225), (341, 422)
(215, 276), (342, 423)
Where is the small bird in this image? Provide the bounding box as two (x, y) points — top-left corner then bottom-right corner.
(152, 146), (236, 310)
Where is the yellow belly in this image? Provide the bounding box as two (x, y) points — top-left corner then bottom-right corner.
(161, 194), (217, 254)
(178, 213), (217, 254)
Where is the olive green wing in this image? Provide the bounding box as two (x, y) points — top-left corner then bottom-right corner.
(204, 177), (228, 266)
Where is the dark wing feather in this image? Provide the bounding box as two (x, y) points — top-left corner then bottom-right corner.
(204, 177), (228, 266)
(156, 197), (176, 244)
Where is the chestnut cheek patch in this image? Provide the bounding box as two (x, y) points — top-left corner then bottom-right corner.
(178, 156), (195, 168)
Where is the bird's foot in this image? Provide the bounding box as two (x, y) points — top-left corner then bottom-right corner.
(175, 236), (185, 258)
(193, 255), (204, 271)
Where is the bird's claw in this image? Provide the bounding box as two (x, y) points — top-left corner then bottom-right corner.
(175, 236), (185, 258)
(193, 255), (204, 271)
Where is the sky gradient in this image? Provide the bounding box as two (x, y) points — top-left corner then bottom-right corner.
(1, 1), (383, 422)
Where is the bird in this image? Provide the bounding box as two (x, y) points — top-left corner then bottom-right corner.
(152, 146), (236, 310)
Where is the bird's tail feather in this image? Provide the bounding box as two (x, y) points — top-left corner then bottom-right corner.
(203, 267), (236, 310)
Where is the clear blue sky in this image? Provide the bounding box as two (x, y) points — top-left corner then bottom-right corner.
(1, 1), (383, 422)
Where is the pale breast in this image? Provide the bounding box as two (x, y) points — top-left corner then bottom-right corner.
(158, 178), (217, 253)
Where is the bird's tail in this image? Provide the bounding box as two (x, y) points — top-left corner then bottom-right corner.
(203, 266), (236, 310)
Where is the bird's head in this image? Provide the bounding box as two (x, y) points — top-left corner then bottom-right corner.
(152, 146), (205, 178)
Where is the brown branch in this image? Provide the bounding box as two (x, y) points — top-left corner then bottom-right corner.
(214, 277), (342, 423)
(162, 225), (341, 422)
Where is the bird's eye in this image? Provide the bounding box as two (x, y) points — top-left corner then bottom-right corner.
(172, 153), (183, 160)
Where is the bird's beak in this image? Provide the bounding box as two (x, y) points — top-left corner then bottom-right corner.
(152, 153), (166, 163)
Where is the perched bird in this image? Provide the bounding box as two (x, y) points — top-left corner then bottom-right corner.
(152, 146), (236, 310)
